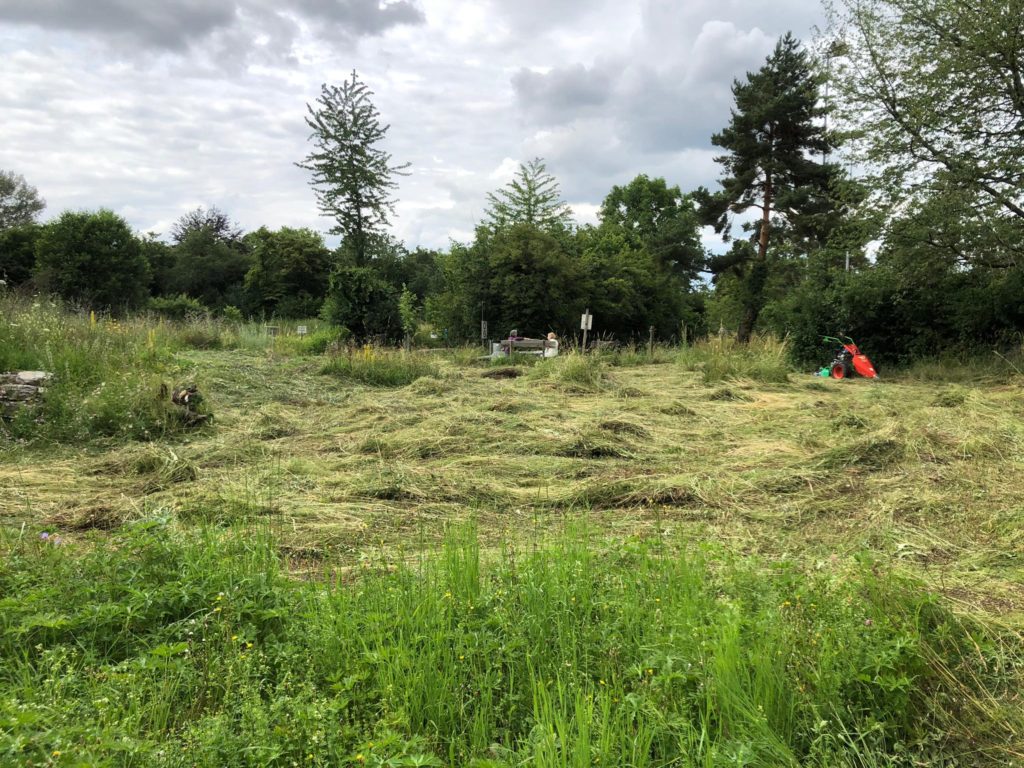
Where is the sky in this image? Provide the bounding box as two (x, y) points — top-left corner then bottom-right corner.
(0, 0), (826, 250)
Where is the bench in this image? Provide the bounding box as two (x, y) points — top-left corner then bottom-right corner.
(498, 338), (558, 356)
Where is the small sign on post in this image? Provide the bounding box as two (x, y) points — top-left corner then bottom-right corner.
(480, 320), (488, 339)
(580, 309), (593, 352)
(297, 325), (308, 337)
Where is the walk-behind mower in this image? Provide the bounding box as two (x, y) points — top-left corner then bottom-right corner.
(818, 336), (879, 380)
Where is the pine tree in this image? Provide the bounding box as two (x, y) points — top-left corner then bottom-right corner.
(485, 158), (573, 232)
(697, 33), (838, 342)
(297, 71), (409, 266)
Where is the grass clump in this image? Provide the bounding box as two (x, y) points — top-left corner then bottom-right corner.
(678, 336), (793, 384)
(321, 349), (439, 387)
(820, 435), (905, 470)
(530, 354), (609, 393)
(0, 522), (1018, 766)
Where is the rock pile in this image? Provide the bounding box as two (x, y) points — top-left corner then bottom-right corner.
(0, 371), (51, 418)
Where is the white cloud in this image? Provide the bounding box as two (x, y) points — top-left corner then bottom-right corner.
(0, 0), (825, 248)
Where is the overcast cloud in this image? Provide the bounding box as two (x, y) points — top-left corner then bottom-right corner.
(0, 0), (825, 249)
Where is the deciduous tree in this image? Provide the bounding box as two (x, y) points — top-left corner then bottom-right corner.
(0, 170), (45, 230)
(34, 210), (149, 310)
(826, 0), (1024, 236)
(297, 71), (409, 266)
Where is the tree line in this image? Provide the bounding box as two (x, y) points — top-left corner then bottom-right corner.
(1, 0), (1021, 366)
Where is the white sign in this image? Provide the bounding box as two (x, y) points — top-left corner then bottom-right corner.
(480, 320), (488, 339)
(297, 325), (308, 337)
(580, 313), (593, 331)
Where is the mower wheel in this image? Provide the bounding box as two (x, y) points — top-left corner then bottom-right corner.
(830, 363), (849, 379)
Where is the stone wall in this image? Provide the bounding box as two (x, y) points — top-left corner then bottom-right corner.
(0, 371), (51, 418)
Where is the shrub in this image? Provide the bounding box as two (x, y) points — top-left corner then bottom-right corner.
(148, 294), (207, 321)
(299, 326), (351, 355)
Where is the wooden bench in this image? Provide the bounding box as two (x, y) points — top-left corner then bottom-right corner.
(498, 338), (557, 356)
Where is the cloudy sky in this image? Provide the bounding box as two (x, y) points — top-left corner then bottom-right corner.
(0, 0), (825, 249)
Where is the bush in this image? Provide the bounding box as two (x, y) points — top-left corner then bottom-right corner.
(299, 326), (351, 355)
(148, 294), (207, 321)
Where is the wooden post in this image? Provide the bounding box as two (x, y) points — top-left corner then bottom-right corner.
(649, 326), (655, 357)
(581, 308), (590, 354)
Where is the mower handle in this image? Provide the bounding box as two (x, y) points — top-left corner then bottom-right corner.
(822, 335), (856, 346)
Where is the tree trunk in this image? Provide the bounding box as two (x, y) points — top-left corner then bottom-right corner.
(736, 305), (757, 344)
(738, 175), (773, 344)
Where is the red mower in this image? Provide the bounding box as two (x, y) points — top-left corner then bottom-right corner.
(819, 336), (879, 380)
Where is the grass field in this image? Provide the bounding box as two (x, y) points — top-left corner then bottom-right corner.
(2, 302), (1023, 766)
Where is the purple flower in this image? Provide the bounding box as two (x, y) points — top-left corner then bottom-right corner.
(39, 532), (50, 541)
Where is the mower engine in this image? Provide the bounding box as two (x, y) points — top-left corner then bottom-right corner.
(819, 336), (879, 380)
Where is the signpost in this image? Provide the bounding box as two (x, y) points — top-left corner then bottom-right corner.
(297, 325), (308, 338)
(580, 309), (593, 352)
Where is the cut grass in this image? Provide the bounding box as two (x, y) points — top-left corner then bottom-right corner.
(4, 309), (1024, 764)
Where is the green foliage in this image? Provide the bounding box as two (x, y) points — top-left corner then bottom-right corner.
(242, 226), (331, 318)
(321, 349), (438, 387)
(827, 0), (1024, 247)
(166, 224), (252, 311)
(676, 335), (793, 384)
(577, 223), (697, 341)
(141, 234), (178, 297)
(0, 522), (1013, 766)
(34, 209), (150, 311)
(697, 33), (839, 342)
(320, 266), (400, 340)
(398, 284), (419, 340)
(598, 174), (705, 286)
(485, 158), (573, 231)
(0, 223), (42, 286)
(297, 71), (409, 266)
(485, 224), (584, 337)
(298, 326), (350, 355)
(0, 169), (45, 230)
(148, 294), (207, 321)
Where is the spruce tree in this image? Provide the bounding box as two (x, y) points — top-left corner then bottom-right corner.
(297, 71), (409, 266)
(485, 158), (573, 232)
(697, 33), (837, 342)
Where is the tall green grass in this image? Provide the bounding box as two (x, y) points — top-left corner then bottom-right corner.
(321, 348), (439, 387)
(0, 295), (189, 443)
(1, 521), (1017, 767)
(677, 335), (793, 384)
